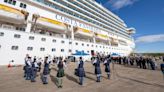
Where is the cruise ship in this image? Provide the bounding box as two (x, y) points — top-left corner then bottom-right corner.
(0, 0), (135, 65)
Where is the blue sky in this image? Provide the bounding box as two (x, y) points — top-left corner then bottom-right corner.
(96, 0), (164, 53)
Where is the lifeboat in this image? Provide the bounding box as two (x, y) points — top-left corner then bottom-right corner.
(95, 32), (108, 41)
(74, 27), (93, 38)
(35, 16), (68, 34)
(0, 4), (25, 24)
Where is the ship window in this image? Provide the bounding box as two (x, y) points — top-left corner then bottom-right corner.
(52, 39), (56, 43)
(91, 45), (94, 47)
(20, 3), (23, 7)
(40, 48), (45, 51)
(100, 46), (101, 48)
(0, 32), (4, 36)
(20, 28), (25, 31)
(13, 0), (16, 5)
(11, 46), (18, 50)
(20, 3), (26, 9)
(41, 38), (46, 41)
(82, 43), (84, 46)
(69, 42), (72, 44)
(27, 47), (33, 51)
(16, 27), (19, 30)
(52, 48), (56, 52)
(14, 34), (21, 38)
(87, 51), (89, 53)
(96, 45), (97, 47)
(75, 42), (78, 45)
(29, 36), (34, 40)
(69, 49), (72, 52)
(0, 45), (1, 49)
(61, 49), (64, 52)
(4, 0), (7, 3)
(24, 4), (26, 8)
(9, 0), (12, 4)
(87, 44), (89, 46)
(61, 40), (65, 43)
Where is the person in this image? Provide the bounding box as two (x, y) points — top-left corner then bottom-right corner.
(42, 57), (50, 84)
(160, 61), (164, 80)
(77, 57), (85, 85)
(56, 57), (66, 88)
(37, 58), (42, 72)
(25, 57), (32, 80)
(23, 54), (29, 78)
(150, 58), (155, 70)
(93, 56), (102, 82)
(104, 56), (111, 79)
(31, 58), (38, 82)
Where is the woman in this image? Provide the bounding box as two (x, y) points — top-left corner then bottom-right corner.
(56, 57), (66, 88)
(77, 57), (85, 85)
(93, 56), (102, 82)
(104, 56), (111, 79)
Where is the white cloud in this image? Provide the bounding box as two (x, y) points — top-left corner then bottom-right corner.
(135, 34), (164, 43)
(107, 0), (139, 10)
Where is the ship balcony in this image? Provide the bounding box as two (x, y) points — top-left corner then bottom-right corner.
(34, 17), (69, 34)
(0, 4), (25, 24)
(74, 27), (94, 38)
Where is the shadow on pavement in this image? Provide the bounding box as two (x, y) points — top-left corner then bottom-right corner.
(85, 71), (107, 79)
(65, 73), (79, 84)
(50, 75), (58, 87)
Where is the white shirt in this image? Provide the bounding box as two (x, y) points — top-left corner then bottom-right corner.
(57, 60), (67, 67)
(93, 59), (97, 64)
(27, 59), (32, 67)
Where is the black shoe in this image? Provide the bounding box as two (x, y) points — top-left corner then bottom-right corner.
(31, 80), (36, 82)
(43, 83), (48, 84)
(58, 86), (62, 88)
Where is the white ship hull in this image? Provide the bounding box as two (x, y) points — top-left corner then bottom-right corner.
(0, 0), (135, 65)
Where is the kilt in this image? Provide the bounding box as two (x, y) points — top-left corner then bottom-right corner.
(78, 68), (85, 77)
(95, 67), (101, 74)
(57, 69), (65, 78)
(43, 67), (49, 75)
(161, 64), (164, 74)
(105, 66), (110, 73)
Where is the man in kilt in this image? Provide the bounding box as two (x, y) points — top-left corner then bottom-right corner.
(31, 58), (38, 82)
(77, 57), (85, 85)
(42, 57), (50, 84)
(160, 60), (164, 80)
(56, 57), (66, 88)
(93, 56), (102, 82)
(104, 55), (111, 79)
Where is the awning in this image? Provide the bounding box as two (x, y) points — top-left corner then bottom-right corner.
(72, 50), (89, 56)
(111, 53), (120, 57)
